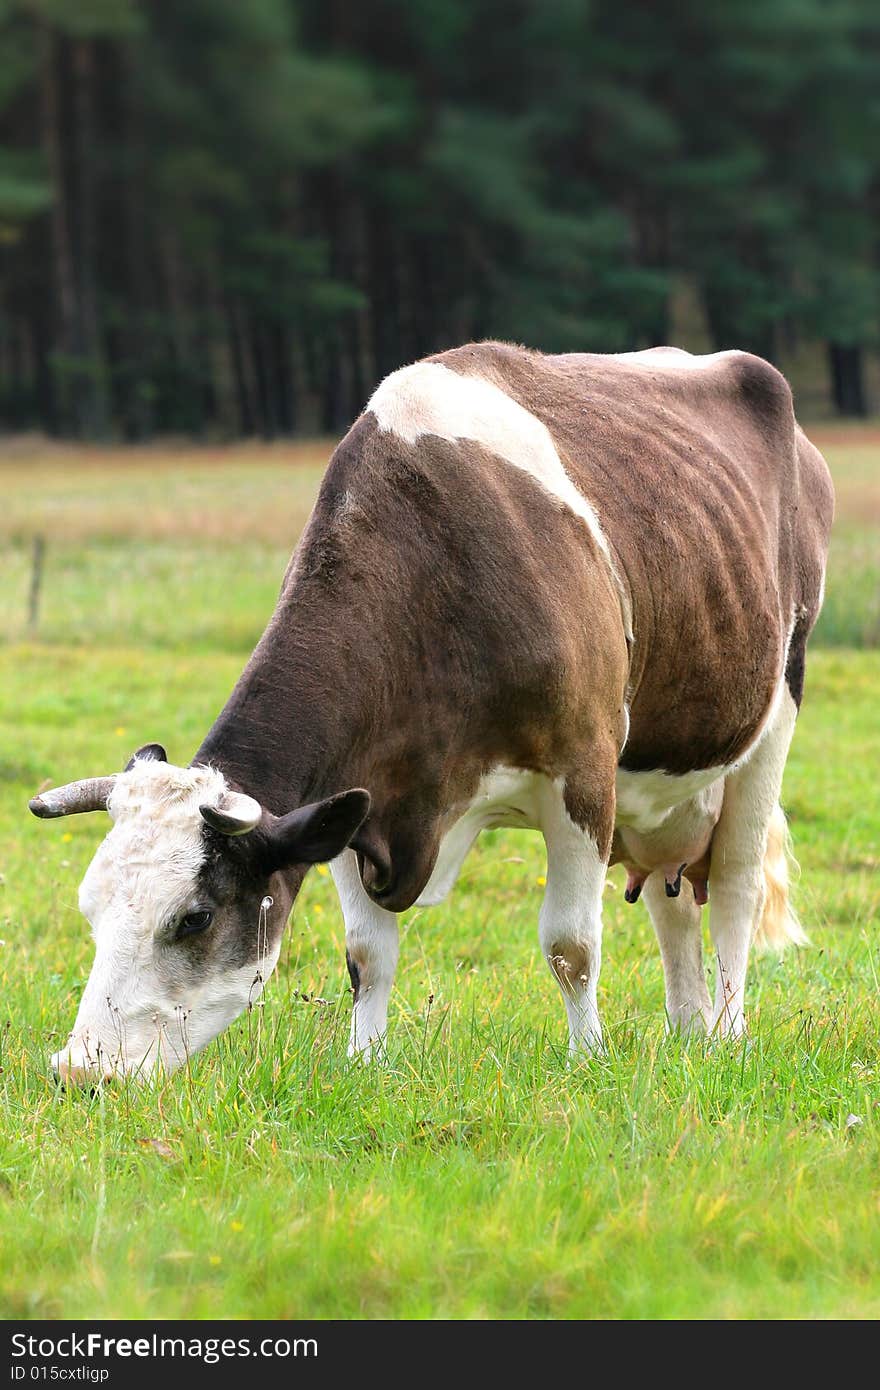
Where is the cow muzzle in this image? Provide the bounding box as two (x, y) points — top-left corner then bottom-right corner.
(52, 1054), (115, 1088)
(50, 1039), (132, 1087)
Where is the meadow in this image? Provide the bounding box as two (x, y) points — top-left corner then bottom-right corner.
(0, 429), (877, 1319)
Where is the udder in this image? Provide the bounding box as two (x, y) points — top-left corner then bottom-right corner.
(611, 782), (723, 907)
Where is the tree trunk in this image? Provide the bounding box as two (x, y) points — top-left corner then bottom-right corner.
(828, 342), (867, 417)
(38, 24), (77, 434)
(250, 320), (274, 439)
(325, 328), (356, 433)
(31, 305), (56, 431)
(348, 194), (376, 404)
(270, 321), (294, 435)
(9, 318), (25, 425)
(72, 37), (110, 438)
(636, 198), (670, 347)
(226, 298), (254, 436)
(122, 40), (152, 439)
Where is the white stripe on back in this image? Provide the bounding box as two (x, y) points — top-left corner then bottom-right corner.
(368, 361), (632, 640)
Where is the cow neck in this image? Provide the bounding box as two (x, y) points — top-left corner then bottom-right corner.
(191, 584), (385, 817)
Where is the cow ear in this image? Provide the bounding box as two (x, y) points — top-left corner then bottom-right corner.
(265, 789), (371, 869)
(125, 743), (167, 771)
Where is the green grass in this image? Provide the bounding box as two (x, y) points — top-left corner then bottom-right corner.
(0, 432), (877, 652)
(810, 436), (880, 647)
(0, 434), (877, 1319)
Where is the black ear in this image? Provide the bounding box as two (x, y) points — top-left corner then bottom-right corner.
(125, 743), (167, 772)
(264, 789), (371, 869)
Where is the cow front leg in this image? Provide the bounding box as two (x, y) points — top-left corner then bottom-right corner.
(709, 690), (798, 1038)
(330, 849), (399, 1058)
(642, 874), (711, 1034)
(537, 777), (611, 1058)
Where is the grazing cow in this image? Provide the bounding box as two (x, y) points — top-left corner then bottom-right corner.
(30, 342), (833, 1082)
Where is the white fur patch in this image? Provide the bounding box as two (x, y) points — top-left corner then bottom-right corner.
(416, 766), (545, 907)
(615, 681), (786, 837)
(58, 758), (272, 1079)
(615, 764), (726, 836)
(368, 361), (633, 640)
(537, 773), (606, 1054)
(331, 850), (398, 1058)
(707, 687), (800, 1036)
(612, 348), (744, 371)
(81, 759), (226, 928)
(410, 766), (605, 1053)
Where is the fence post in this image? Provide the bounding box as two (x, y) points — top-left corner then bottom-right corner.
(28, 534), (46, 634)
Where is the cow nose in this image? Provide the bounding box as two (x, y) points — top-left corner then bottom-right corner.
(51, 1054), (114, 1087)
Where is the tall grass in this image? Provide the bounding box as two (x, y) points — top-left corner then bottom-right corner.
(0, 431), (877, 1318)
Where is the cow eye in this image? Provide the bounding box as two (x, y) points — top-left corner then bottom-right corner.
(177, 909), (213, 938)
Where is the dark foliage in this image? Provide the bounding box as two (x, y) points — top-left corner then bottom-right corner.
(0, 0), (877, 437)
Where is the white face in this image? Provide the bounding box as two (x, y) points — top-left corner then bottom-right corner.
(53, 760), (282, 1083)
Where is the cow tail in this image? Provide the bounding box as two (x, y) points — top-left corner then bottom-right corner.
(753, 803), (808, 951)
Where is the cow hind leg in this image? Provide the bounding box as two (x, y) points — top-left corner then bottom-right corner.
(642, 874), (711, 1034)
(537, 774), (612, 1058)
(708, 688), (799, 1039)
(331, 849), (399, 1058)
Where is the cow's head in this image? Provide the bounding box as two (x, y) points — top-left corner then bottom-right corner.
(30, 746), (369, 1083)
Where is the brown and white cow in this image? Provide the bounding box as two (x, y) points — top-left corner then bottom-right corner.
(30, 342), (833, 1081)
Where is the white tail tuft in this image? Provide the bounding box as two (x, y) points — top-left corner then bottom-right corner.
(752, 803), (808, 952)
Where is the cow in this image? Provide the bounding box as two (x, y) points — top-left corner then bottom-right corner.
(30, 342), (833, 1083)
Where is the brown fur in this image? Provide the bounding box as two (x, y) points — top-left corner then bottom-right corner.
(195, 342), (833, 913)
(431, 343), (833, 771)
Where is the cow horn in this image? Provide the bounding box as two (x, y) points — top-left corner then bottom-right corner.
(199, 791), (263, 836)
(29, 775), (118, 819)
(124, 743), (167, 771)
